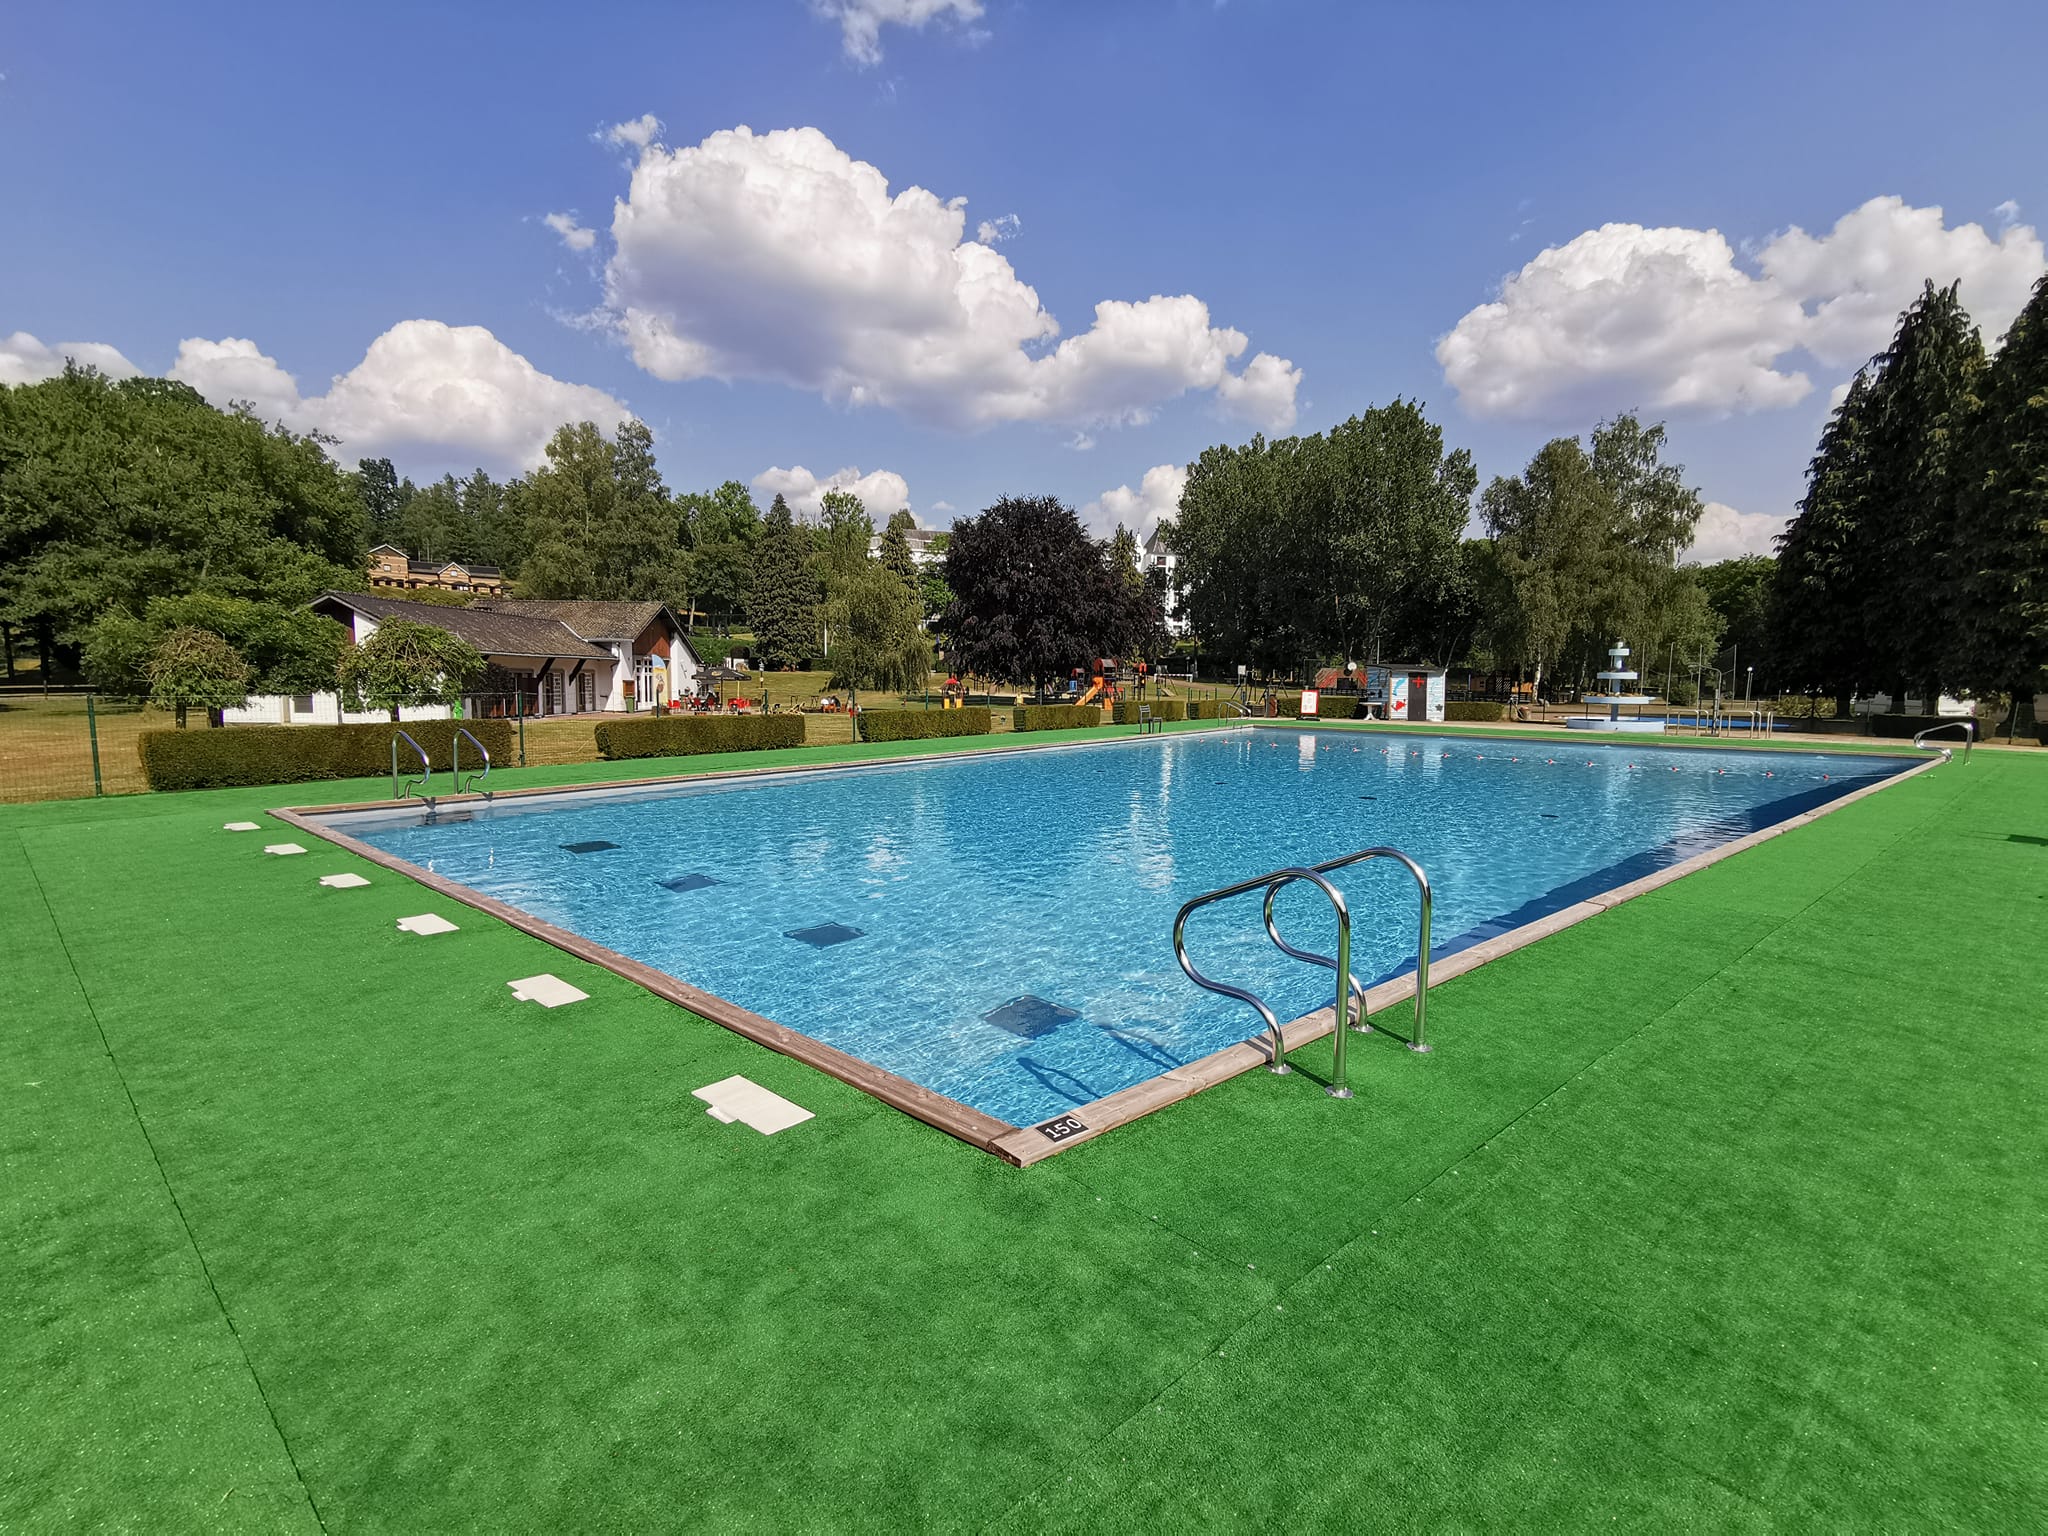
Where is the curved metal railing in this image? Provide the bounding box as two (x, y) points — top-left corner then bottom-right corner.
(1263, 846), (1433, 1053)
(453, 727), (492, 797)
(1174, 865), (1354, 1092)
(391, 730), (430, 801)
(1913, 719), (1975, 763)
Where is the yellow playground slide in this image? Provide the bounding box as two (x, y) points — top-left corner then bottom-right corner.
(1076, 677), (1107, 707)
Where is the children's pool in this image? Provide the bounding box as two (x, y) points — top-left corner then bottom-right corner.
(325, 728), (1909, 1128)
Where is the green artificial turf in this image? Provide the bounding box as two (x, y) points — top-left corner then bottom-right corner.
(3, 733), (2044, 1528)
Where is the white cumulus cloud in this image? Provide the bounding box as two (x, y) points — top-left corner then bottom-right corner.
(601, 123), (1299, 433)
(1438, 196), (2047, 420)
(976, 213), (1020, 244)
(1, 330), (141, 386)
(170, 320), (631, 469)
(1082, 462), (1188, 537)
(812, 0), (985, 66)
(1683, 501), (1787, 564)
(605, 113), (664, 150)
(753, 463), (913, 522)
(544, 212), (597, 252)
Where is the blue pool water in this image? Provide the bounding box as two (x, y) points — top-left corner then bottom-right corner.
(330, 729), (1908, 1127)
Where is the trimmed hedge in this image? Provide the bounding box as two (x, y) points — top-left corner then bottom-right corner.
(595, 713), (804, 760)
(1111, 699), (1188, 724)
(857, 707), (994, 742)
(138, 718), (513, 792)
(1445, 700), (1508, 722)
(1012, 704), (1103, 732)
(1186, 699), (1237, 720)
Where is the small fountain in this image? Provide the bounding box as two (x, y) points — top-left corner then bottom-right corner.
(1566, 640), (1666, 734)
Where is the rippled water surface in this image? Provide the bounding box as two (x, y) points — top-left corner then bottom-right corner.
(335, 729), (1907, 1127)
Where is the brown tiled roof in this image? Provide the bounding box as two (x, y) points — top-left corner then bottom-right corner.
(312, 592), (608, 660)
(472, 599), (670, 643)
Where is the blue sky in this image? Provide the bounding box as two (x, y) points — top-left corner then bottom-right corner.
(5, 0), (2046, 558)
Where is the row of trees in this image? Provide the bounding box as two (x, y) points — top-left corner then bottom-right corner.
(1772, 274), (2048, 721)
(1168, 400), (1725, 696)
(0, 370), (364, 683)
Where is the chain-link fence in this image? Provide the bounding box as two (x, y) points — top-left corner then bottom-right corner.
(0, 690), (146, 803)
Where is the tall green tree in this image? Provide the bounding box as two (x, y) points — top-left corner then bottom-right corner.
(878, 508), (919, 588)
(940, 495), (1123, 694)
(1172, 401), (1473, 674)
(0, 369), (365, 669)
(518, 419), (684, 603)
(1770, 372), (1877, 711)
(829, 565), (932, 717)
(1481, 414), (1712, 693)
(748, 495), (820, 669)
(1479, 437), (1610, 694)
(1857, 281), (1986, 706)
(353, 457), (407, 546)
(1695, 556), (1776, 692)
(1950, 272), (2048, 734)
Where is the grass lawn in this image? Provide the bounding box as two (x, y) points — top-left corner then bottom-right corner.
(3, 725), (2044, 1527)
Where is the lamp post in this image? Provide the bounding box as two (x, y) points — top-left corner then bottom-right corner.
(1746, 665), (1754, 701)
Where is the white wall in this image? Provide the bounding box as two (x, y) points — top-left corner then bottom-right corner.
(223, 693), (452, 726)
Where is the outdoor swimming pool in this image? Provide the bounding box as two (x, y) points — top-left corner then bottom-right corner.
(322, 728), (1910, 1129)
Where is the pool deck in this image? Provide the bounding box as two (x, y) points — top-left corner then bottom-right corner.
(4, 721), (2044, 1527)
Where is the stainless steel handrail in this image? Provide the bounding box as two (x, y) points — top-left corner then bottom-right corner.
(391, 730), (430, 800)
(1263, 847), (1433, 1053)
(1175, 867), (1357, 1088)
(453, 726), (491, 796)
(1913, 719), (1974, 762)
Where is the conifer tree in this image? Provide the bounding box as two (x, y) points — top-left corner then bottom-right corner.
(1770, 372), (1877, 713)
(1855, 281), (1985, 707)
(878, 509), (919, 588)
(748, 494), (821, 669)
(1950, 273), (2048, 736)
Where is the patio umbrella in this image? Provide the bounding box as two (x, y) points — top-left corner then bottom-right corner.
(698, 665), (744, 707)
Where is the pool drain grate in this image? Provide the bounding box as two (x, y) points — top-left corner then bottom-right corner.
(786, 922), (865, 948)
(658, 873), (722, 893)
(560, 840), (620, 854)
(984, 995), (1081, 1038)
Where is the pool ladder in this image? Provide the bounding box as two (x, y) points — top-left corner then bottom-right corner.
(1172, 847), (1433, 1100)
(1913, 719), (1974, 763)
(390, 727), (493, 808)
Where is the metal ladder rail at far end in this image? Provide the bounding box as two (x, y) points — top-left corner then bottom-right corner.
(452, 726), (492, 797)
(1174, 866), (1359, 1098)
(1913, 718), (1975, 764)
(1262, 846), (1433, 1054)
(391, 730), (431, 804)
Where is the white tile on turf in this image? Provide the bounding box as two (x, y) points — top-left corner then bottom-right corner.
(263, 843), (307, 856)
(508, 974), (589, 1008)
(692, 1075), (814, 1135)
(319, 873), (372, 889)
(224, 821), (262, 832)
(396, 913), (459, 936)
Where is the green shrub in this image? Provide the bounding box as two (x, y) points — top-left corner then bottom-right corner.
(1663, 680), (1699, 706)
(138, 718), (513, 792)
(594, 713), (805, 760)
(1012, 704), (1104, 732)
(1445, 700), (1507, 722)
(857, 707), (994, 742)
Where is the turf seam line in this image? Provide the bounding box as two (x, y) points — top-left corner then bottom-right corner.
(18, 832), (332, 1535)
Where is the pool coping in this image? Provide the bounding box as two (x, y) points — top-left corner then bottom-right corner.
(273, 728), (1940, 1167)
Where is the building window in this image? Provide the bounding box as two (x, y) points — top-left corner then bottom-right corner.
(291, 694), (316, 714)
